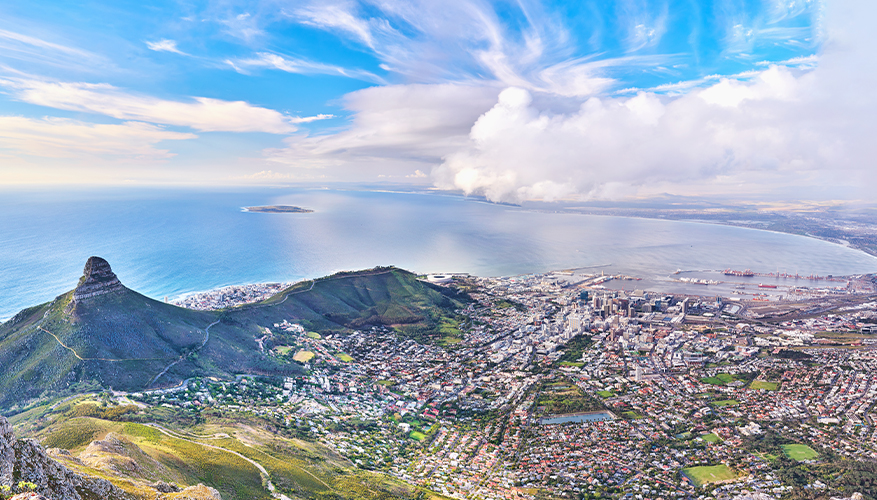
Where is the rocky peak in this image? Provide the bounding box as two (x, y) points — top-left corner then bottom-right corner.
(72, 257), (123, 302)
(0, 416), (126, 500)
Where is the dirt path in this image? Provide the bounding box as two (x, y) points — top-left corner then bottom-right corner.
(148, 320), (220, 388)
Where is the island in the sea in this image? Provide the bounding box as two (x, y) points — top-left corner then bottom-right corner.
(243, 205), (314, 213)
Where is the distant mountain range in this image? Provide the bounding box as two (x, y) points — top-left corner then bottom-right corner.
(0, 257), (466, 411)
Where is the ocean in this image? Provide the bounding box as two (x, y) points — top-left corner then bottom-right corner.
(1, 187), (875, 320)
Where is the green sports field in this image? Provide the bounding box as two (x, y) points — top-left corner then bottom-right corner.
(700, 373), (737, 385)
(683, 465), (737, 486)
(782, 444), (819, 461)
(710, 399), (739, 407)
(701, 433), (722, 443)
(749, 380), (779, 390)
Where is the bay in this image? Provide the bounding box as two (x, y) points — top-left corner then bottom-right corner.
(1, 187), (875, 320)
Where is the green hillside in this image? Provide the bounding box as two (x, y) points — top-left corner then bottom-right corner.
(234, 267), (468, 343)
(0, 261), (466, 411)
(11, 397), (424, 500)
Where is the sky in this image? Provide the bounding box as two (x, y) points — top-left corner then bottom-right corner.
(0, 0), (874, 202)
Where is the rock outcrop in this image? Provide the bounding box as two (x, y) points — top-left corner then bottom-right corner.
(0, 417), (14, 486)
(153, 481), (182, 493)
(0, 416), (128, 500)
(78, 432), (176, 482)
(9, 493), (51, 500)
(171, 484), (223, 500)
(72, 256), (124, 302)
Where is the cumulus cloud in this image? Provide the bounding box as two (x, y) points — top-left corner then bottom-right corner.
(0, 116), (194, 159)
(0, 79), (317, 133)
(263, 0), (845, 199)
(428, 1), (877, 202)
(432, 68), (825, 202)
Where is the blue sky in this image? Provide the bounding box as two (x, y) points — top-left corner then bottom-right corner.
(3, 0), (873, 201)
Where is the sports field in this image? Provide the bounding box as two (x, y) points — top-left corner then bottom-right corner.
(701, 433), (722, 443)
(782, 444), (819, 461)
(700, 373), (737, 385)
(711, 399), (739, 407)
(293, 350), (315, 362)
(682, 465), (736, 486)
(749, 380), (779, 390)
(336, 353), (354, 362)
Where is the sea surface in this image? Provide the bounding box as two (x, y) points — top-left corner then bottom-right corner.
(1, 187), (876, 320)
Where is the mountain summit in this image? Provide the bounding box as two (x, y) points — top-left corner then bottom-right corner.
(72, 257), (123, 302)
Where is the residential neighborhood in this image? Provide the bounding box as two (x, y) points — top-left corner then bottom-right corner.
(131, 270), (877, 500)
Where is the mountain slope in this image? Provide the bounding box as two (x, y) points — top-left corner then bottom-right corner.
(0, 259), (466, 410)
(0, 258), (294, 410)
(3, 397), (431, 500)
(235, 267), (466, 335)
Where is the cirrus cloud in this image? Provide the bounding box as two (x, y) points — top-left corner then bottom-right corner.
(0, 78), (323, 133)
(0, 116), (195, 159)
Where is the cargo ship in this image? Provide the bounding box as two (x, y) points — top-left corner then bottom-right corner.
(758, 283), (778, 289)
(724, 269), (755, 277)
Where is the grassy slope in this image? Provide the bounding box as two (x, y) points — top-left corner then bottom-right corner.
(19, 402), (420, 500)
(0, 289), (218, 409)
(0, 298), (78, 409)
(231, 268), (467, 343)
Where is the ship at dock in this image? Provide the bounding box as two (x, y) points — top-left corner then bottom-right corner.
(724, 269), (755, 277)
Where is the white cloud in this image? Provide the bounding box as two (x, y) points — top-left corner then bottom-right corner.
(290, 114), (335, 124)
(295, 3), (379, 48)
(146, 39), (186, 55)
(1, 79), (320, 133)
(287, 0), (617, 97)
(0, 28), (108, 72)
(232, 170), (295, 180)
(263, 0), (875, 201)
(0, 116), (194, 159)
(220, 13), (264, 42)
(431, 53), (869, 202)
(266, 83), (500, 173)
(227, 52), (386, 83)
(0, 28), (91, 57)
